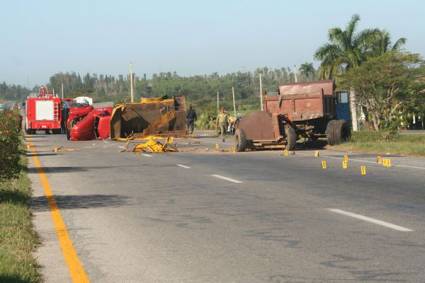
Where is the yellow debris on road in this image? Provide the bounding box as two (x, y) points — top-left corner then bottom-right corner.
(132, 136), (178, 153)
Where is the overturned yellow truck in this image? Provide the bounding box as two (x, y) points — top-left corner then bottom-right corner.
(110, 96), (187, 140)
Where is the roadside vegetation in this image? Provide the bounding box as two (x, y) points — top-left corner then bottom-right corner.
(332, 131), (425, 156)
(315, 14), (425, 133)
(0, 110), (40, 283)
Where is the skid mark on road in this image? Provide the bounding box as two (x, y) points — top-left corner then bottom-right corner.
(28, 142), (90, 283)
(328, 208), (413, 232)
(211, 174), (243, 184)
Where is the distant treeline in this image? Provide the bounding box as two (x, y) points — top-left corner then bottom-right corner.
(0, 66), (318, 114)
(46, 66), (317, 113)
(0, 82), (31, 102)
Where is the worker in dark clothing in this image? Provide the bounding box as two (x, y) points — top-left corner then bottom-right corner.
(186, 105), (197, 135)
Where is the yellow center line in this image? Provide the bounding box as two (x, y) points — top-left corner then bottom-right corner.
(28, 141), (90, 283)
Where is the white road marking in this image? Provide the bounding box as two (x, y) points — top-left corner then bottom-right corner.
(211, 174), (243, 184)
(177, 164), (191, 169)
(328, 208), (413, 232)
(386, 163), (425, 170)
(142, 153), (153, 157)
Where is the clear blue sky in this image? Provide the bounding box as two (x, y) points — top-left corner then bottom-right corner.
(1, 0), (424, 86)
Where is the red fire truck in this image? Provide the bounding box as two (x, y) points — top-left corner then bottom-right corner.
(25, 86), (62, 134)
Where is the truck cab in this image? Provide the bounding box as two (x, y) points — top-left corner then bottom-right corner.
(25, 86), (62, 134)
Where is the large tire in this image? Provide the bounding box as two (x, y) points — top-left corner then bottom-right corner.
(285, 125), (297, 150)
(66, 119), (77, 140)
(326, 120), (350, 145)
(235, 128), (249, 152)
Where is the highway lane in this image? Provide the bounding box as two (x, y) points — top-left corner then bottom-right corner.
(28, 134), (425, 282)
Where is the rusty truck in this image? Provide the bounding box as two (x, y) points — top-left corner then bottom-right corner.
(234, 80), (351, 151)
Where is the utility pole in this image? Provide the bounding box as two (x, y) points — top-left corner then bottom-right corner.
(231, 86), (236, 117)
(129, 63), (134, 103)
(259, 74), (263, 111)
(216, 91), (220, 113)
(294, 65), (298, 83)
(350, 89), (358, 131)
(61, 83), (64, 99)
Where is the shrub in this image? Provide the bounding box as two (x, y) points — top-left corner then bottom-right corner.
(0, 110), (22, 180)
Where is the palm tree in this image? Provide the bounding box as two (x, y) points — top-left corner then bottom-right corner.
(369, 30), (406, 56)
(315, 14), (380, 78)
(298, 63), (316, 81)
(314, 14), (382, 131)
(314, 15), (407, 131)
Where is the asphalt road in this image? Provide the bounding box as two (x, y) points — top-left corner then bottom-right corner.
(28, 134), (425, 282)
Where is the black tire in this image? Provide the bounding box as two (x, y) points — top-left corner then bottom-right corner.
(93, 117), (100, 139)
(66, 119), (77, 140)
(285, 125), (297, 150)
(341, 121), (351, 142)
(235, 128), (249, 152)
(326, 120), (350, 145)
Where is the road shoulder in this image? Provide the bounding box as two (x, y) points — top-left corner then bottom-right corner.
(29, 149), (71, 283)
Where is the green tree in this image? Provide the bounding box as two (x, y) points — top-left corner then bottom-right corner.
(369, 30), (406, 56)
(339, 52), (425, 131)
(298, 63), (316, 81)
(314, 14), (407, 131)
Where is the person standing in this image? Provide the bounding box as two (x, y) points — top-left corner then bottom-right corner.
(186, 105), (197, 135)
(216, 107), (228, 142)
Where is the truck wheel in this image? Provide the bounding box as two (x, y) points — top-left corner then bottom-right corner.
(235, 129), (249, 152)
(285, 125), (297, 150)
(326, 120), (350, 145)
(67, 119), (77, 140)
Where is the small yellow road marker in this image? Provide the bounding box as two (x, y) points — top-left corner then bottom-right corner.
(343, 154), (349, 162)
(361, 165), (367, 176)
(383, 158), (392, 168)
(342, 160), (349, 169)
(282, 149), (289, 156)
(321, 160), (327, 169)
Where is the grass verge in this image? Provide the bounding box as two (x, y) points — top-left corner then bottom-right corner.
(332, 131), (425, 156)
(0, 158), (40, 283)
